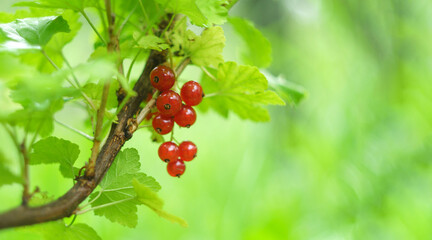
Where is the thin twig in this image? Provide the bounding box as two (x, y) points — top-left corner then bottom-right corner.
(87, 79), (111, 177)
(55, 119), (94, 141)
(19, 142), (30, 206)
(80, 10), (107, 46)
(87, 0), (116, 178)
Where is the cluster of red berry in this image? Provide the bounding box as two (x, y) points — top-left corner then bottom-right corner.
(148, 65), (204, 177)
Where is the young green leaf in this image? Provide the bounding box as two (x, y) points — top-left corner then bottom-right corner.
(263, 71), (307, 105)
(228, 17), (272, 68)
(199, 62), (285, 121)
(89, 148), (161, 228)
(196, 0), (229, 25)
(31, 136), (80, 178)
(155, 0), (207, 26)
(186, 26), (225, 67)
(21, 221), (102, 240)
(132, 179), (188, 227)
(0, 16), (70, 52)
(133, 33), (169, 51)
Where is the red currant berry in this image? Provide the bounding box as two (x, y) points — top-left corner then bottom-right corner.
(179, 141), (197, 161)
(158, 141), (179, 163)
(152, 114), (174, 135)
(180, 81), (204, 106)
(156, 90), (182, 117)
(174, 105), (196, 128)
(167, 160), (186, 177)
(150, 65), (176, 91)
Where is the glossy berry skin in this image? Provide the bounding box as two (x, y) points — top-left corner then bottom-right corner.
(180, 81), (204, 106)
(156, 90), (182, 117)
(158, 142), (179, 163)
(150, 65), (176, 91)
(174, 105), (196, 127)
(167, 160), (186, 177)
(152, 114), (174, 135)
(179, 141), (197, 161)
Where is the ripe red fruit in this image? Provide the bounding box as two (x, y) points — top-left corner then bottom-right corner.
(152, 114), (174, 135)
(156, 90), (182, 117)
(180, 81), (204, 106)
(158, 142), (179, 163)
(179, 141), (197, 161)
(167, 160), (186, 177)
(150, 65), (176, 91)
(174, 105), (196, 127)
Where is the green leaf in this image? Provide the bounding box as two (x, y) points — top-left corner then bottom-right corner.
(30, 136), (80, 178)
(187, 26), (225, 67)
(196, 0), (229, 25)
(133, 33), (169, 51)
(4, 99), (64, 137)
(263, 71), (307, 105)
(0, 16), (70, 52)
(14, 0), (98, 12)
(90, 148), (161, 228)
(228, 17), (272, 68)
(199, 62), (285, 121)
(82, 81), (118, 110)
(0, 152), (21, 187)
(155, 0), (207, 26)
(22, 221), (102, 240)
(0, 10), (81, 73)
(133, 179), (188, 227)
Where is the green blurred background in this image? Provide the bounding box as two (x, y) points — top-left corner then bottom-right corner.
(2, 0), (432, 239)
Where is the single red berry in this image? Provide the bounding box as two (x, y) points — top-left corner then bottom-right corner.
(156, 90), (182, 117)
(158, 141), (179, 163)
(180, 81), (204, 106)
(167, 160), (186, 177)
(174, 105), (196, 128)
(152, 114), (174, 135)
(150, 65), (176, 91)
(179, 141), (197, 161)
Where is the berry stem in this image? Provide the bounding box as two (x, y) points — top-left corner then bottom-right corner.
(203, 92), (219, 98)
(170, 125), (175, 141)
(175, 57), (191, 76)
